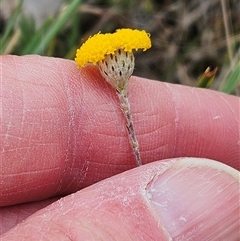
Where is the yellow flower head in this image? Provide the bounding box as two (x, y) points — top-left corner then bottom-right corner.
(75, 28), (151, 67)
(74, 29), (151, 167)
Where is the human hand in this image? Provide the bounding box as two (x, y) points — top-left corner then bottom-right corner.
(1, 55), (239, 240)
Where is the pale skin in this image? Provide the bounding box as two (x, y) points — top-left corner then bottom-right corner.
(1, 55), (239, 240)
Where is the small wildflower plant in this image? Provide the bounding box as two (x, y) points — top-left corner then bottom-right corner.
(75, 28), (151, 166)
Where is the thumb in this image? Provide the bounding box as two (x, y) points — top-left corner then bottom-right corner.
(2, 157), (239, 241)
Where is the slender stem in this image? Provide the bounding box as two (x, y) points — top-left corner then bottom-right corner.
(116, 89), (142, 166)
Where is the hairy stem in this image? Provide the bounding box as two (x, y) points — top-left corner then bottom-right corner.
(116, 89), (142, 166)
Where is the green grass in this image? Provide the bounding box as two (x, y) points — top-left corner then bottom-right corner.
(1, 0), (81, 56)
(0, 0), (24, 53)
(220, 60), (240, 94)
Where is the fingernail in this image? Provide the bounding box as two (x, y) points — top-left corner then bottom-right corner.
(146, 158), (239, 240)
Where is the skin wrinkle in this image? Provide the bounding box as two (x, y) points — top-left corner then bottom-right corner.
(90, 127), (125, 138)
(59, 220), (94, 241)
(72, 221), (116, 241)
(2, 77), (14, 157)
(132, 87), (172, 137)
(3, 60), (29, 185)
(193, 89), (215, 156)
(10, 178), (57, 191)
(171, 85), (238, 163)
(3, 166), (61, 177)
(55, 61), (91, 193)
(27, 223), (53, 241)
(4, 143), (56, 174)
(87, 107), (122, 137)
(73, 66), (90, 163)
(217, 90), (239, 123)
(2, 56), (72, 205)
(163, 83), (179, 158)
(217, 93), (239, 141)
(143, 143), (169, 156)
(79, 66), (136, 169)
(77, 162), (169, 240)
(203, 86), (238, 123)
(66, 114), (88, 190)
(0, 196), (60, 234)
(44, 203), (97, 240)
(205, 91), (239, 163)
(16, 71), (60, 158)
(91, 96), (123, 135)
(61, 64), (124, 191)
(129, 79), (148, 116)
(2, 184), (55, 202)
(18, 72), (27, 151)
(77, 67), (108, 165)
(139, 123), (172, 137)
(129, 79), (175, 162)
(55, 59), (78, 193)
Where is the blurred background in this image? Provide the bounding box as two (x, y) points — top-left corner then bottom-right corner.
(0, 0), (239, 94)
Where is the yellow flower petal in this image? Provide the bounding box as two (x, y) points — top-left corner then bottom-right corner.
(75, 28), (151, 67)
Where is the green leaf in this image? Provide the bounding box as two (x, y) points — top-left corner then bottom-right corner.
(219, 61), (240, 94)
(18, 15), (36, 48)
(0, 0), (24, 54)
(20, 18), (53, 55)
(197, 67), (218, 89)
(20, 0), (82, 55)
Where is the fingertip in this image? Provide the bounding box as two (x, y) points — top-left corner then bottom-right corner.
(3, 158), (239, 240)
(146, 158), (239, 240)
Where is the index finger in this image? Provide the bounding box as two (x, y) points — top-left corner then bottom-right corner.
(1, 55), (239, 206)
